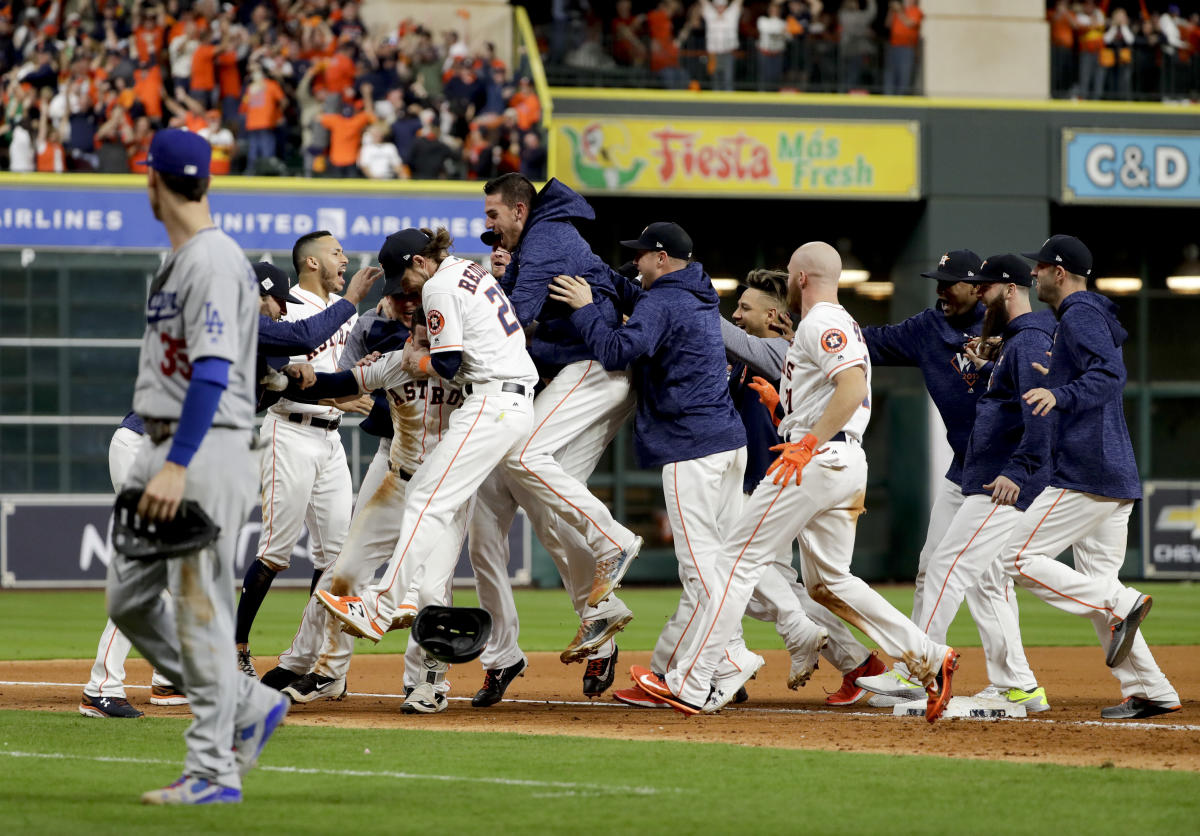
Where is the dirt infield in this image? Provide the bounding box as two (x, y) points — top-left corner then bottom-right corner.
(3, 646), (1195, 772)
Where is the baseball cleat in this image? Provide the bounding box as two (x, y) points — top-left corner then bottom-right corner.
(586, 536), (642, 608)
(79, 693), (144, 719)
(141, 775), (242, 805)
(260, 665), (303, 691)
(281, 672), (347, 704)
(924, 649), (960, 723)
(583, 647), (618, 698)
(787, 625), (829, 690)
(732, 686), (749, 704)
(392, 603), (418, 630)
(237, 648), (257, 679)
(704, 653), (765, 713)
(402, 682), (448, 714)
(629, 665), (700, 716)
(1099, 696), (1181, 720)
(1003, 686), (1051, 713)
(315, 591), (385, 643)
(855, 667), (925, 700)
(826, 651), (887, 706)
(1106, 593), (1152, 668)
(560, 609), (634, 663)
(234, 693), (289, 779)
(867, 693), (910, 708)
(149, 683), (188, 707)
(613, 686), (672, 708)
(472, 657), (528, 707)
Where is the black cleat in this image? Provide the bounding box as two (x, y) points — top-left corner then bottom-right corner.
(583, 647), (618, 698)
(732, 685), (749, 704)
(281, 672), (347, 704)
(260, 666), (303, 691)
(1100, 696), (1180, 720)
(471, 657), (528, 707)
(1106, 594), (1152, 668)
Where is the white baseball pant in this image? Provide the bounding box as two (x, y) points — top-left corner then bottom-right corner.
(1001, 487), (1177, 703)
(257, 413), (352, 572)
(666, 442), (950, 707)
(918, 494), (1038, 691)
(470, 362), (636, 670)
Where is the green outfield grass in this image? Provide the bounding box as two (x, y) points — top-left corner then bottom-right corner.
(1, 711), (1197, 835)
(1, 581), (1196, 662)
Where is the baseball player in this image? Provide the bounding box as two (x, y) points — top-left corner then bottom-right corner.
(107, 129), (287, 804)
(551, 222), (811, 708)
(235, 232), (375, 679)
(80, 412), (187, 718)
(1002, 235), (1178, 719)
(717, 269), (887, 706)
(631, 241), (959, 723)
(854, 249), (1029, 706)
(904, 254), (1054, 711)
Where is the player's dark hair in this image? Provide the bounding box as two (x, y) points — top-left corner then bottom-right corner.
(157, 172), (210, 202)
(417, 227), (453, 263)
(483, 172), (536, 210)
(744, 268), (789, 306)
(292, 230), (333, 276)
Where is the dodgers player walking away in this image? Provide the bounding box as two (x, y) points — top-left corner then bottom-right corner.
(1003, 235), (1178, 720)
(631, 241), (959, 723)
(236, 232), (375, 679)
(106, 129), (287, 804)
(80, 413), (187, 718)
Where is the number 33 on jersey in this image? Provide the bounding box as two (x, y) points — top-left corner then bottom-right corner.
(422, 256), (530, 383)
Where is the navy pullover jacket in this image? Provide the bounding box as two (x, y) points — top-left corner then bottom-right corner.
(570, 261), (747, 469)
(255, 298), (358, 409)
(1040, 291), (1141, 500)
(862, 303), (985, 487)
(961, 310), (1056, 511)
(721, 320), (788, 493)
(504, 179), (621, 374)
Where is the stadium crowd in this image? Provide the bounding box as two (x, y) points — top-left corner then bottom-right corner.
(0, 0), (548, 178)
(538, 0), (1200, 101)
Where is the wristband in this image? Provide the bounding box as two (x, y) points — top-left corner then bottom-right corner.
(418, 355), (432, 375)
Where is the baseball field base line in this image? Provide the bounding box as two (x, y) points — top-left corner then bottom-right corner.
(4, 679), (1195, 732)
(890, 697), (1027, 719)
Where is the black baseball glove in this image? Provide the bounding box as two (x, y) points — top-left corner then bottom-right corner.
(111, 487), (221, 561)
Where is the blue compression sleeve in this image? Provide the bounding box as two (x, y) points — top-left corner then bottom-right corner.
(166, 357), (230, 467)
(430, 351), (462, 380)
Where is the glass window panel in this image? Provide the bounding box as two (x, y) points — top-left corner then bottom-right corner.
(1148, 297), (1200, 382)
(1149, 397), (1200, 479)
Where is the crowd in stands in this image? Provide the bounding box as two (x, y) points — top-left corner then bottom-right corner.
(0, 0), (548, 178)
(537, 0), (1200, 101)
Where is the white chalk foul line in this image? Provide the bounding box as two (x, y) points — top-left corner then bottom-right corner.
(0, 750), (675, 796)
(4, 679), (1195, 733)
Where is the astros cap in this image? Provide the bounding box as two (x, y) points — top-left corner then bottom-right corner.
(379, 228), (432, 295)
(145, 128), (211, 178)
(619, 222), (693, 260)
(920, 249), (982, 282)
(1021, 234), (1092, 277)
(253, 262), (301, 303)
(967, 254), (1033, 287)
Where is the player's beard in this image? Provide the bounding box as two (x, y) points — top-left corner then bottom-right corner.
(981, 296), (1010, 342)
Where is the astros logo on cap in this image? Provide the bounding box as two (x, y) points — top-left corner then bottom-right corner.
(939, 253), (949, 267)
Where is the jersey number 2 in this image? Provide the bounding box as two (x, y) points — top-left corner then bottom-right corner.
(484, 286), (520, 336)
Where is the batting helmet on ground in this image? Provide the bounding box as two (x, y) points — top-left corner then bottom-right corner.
(411, 606), (492, 663)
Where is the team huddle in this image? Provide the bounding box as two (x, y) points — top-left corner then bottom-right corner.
(90, 128), (1180, 805)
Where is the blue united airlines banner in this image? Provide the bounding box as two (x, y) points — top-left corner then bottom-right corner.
(0, 175), (488, 252)
(1062, 129), (1200, 205)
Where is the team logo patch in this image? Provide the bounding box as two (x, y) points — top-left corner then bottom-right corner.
(427, 310), (444, 336)
(820, 329), (847, 353)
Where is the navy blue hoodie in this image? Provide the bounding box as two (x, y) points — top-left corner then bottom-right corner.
(1040, 291), (1141, 500)
(504, 179), (621, 374)
(569, 261), (747, 469)
(961, 310), (1056, 511)
(863, 303), (985, 487)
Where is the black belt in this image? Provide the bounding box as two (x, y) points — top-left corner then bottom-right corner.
(830, 431), (847, 443)
(144, 418), (240, 444)
(287, 412), (341, 432)
(462, 382), (528, 397)
(388, 462), (414, 482)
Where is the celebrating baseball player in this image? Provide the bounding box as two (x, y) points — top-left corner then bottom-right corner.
(630, 241), (960, 723)
(1000, 235), (1179, 719)
(107, 129), (288, 804)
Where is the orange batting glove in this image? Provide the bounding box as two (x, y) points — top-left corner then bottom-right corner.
(747, 376), (781, 427)
(766, 434), (819, 486)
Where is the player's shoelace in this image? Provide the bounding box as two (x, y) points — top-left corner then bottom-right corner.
(584, 657), (608, 678)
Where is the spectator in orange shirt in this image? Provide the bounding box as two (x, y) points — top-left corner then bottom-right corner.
(199, 110), (236, 176)
(127, 115), (153, 172)
(35, 90), (65, 172)
(647, 0), (688, 89)
(509, 77), (541, 132)
(321, 42), (357, 95)
(318, 82), (375, 177)
(190, 35), (218, 109)
(1048, 0), (1076, 98)
(132, 62), (164, 123)
(883, 0), (922, 95)
(611, 0), (647, 67)
(1074, 0), (1106, 99)
(131, 6), (165, 65)
(241, 62), (287, 171)
(215, 39), (243, 125)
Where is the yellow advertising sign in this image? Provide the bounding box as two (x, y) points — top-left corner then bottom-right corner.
(553, 116), (920, 199)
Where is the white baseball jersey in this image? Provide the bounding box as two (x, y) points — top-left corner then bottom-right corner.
(348, 350), (464, 475)
(423, 256), (538, 387)
(270, 285), (358, 419)
(778, 302), (871, 443)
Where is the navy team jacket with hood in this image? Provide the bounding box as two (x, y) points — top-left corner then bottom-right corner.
(569, 261), (747, 469)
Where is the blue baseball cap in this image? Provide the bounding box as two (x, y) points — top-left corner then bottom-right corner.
(145, 128), (212, 178)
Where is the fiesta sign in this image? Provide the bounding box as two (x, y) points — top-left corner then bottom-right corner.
(554, 116), (920, 199)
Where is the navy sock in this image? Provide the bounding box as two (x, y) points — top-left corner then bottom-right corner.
(310, 568), (323, 597)
(236, 559), (278, 644)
